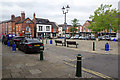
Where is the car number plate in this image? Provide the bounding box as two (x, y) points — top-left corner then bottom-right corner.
(34, 45), (40, 46)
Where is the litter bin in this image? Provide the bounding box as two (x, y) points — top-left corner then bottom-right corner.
(7, 41), (10, 47)
(12, 44), (16, 52)
(50, 40), (52, 44)
(105, 43), (109, 51)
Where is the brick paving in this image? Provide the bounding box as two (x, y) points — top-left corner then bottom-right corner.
(44, 39), (118, 55)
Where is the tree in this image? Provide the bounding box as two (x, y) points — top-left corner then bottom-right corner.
(88, 4), (119, 38)
(69, 18), (79, 36)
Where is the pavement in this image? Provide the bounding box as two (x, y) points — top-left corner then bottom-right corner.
(43, 39), (118, 55)
(2, 43), (99, 79)
(1, 39), (118, 80)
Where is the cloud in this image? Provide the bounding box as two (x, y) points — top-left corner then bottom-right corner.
(0, 0), (119, 25)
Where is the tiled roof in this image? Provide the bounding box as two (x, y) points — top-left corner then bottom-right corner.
(16, 17), (34, 24)
(1, 16), (21, 23)
(35, 18), (58, 28)
(35, 18), (49, 24)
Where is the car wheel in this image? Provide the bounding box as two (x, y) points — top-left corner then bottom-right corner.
(24, 48), (28, 54)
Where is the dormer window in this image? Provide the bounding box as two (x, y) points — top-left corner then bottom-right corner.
(39, 21), (42, 23)
(26, 20), (31, 23)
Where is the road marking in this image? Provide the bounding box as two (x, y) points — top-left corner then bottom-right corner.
(63, 61), (114, 80)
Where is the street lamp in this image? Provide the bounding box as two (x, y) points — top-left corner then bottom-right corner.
(61, 5), (70, 46)
(109, 23), (111, 38)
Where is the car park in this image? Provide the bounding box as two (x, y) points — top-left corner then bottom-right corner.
(10, 36), (25, 47)
(18, 38), (44, 53)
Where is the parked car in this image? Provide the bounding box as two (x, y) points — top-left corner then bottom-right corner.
(71, 35), (79, 39)
(74, 35), (79, 39)
(10, 36), (25, 47)
(66, 36), (71, 39)
(83, 36), (89, 40)
(110, 35), (118, 41)
(102, 35), (110, 40)
(18, 38), (44, 53)
(79, 36), (84, 40)
(2, 36), (8, 45)
(98, 36), (103, 40)
(70, 36), (74, 39)
(90, 36), (96, 40)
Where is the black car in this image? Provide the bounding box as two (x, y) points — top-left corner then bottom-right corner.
(18, 38), (44, 53)
(3, 36), (8, 45)
(10, 36), (25, 47)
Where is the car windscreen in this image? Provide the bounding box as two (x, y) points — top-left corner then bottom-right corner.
(27, 39), (40, 43)
(16, 37), (25, 39)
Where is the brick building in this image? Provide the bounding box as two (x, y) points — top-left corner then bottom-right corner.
(58, 24), (82, 37)
(0, 15), (21, 35)
(15, 12), (34, 37)
(32, 13), (58, 38)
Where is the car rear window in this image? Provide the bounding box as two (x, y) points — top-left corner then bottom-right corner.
(16, 37), (25, 39)
(27, 39), (40, 42)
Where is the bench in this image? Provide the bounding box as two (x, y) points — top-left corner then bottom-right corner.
(55, 40), (63, 46)
(66, 41), (78, 48)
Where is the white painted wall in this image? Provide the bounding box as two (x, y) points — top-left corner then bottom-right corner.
(36, 24), (51, 32)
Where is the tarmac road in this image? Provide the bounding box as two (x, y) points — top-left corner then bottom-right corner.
(45, 44), (118, 78)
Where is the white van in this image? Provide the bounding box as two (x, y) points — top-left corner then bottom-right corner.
(110, 33), (118, 41)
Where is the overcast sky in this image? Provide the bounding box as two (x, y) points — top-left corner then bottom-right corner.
(0, 0), (119, 25)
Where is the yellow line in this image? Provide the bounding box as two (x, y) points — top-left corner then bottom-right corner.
(63, 61), (114, 80)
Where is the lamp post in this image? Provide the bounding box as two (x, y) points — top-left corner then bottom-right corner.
(109, 24), (111, 38)
(61, 5), (70, 46)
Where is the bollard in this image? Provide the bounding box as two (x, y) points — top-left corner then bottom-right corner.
(113, 38), (115, 42)
(7, 41), (10, 47)
(105, 43), (109, 51)
(40, 51), (44, 60)
(76, 54), (82, 77)
(42, 39), (44, 44)
(12, 44), (16, 52)
(50, 39), (52, 44)
(93, 42), (95, 51)
(46, 38), (47, 44)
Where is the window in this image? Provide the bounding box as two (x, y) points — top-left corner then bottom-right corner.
(26, 26), (30, 31)
(16, 26), (18, 31)
(39, 26), (43, 31)
(19, 26), (21, 31)
(26, 20), (31, 23)
(46, 26), (50, 31)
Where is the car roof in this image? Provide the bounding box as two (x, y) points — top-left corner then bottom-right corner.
(14, 36), (25, 38)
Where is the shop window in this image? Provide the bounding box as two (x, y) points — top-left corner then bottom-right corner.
(39, 26), (43, 31)
(46, 26), (50, 31)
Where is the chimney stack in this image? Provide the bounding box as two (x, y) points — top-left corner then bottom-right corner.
(21, 11), (25, 21)
(11, 14), (15, 20)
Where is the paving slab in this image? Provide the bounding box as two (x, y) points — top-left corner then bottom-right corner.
(29, 69), (42, 74)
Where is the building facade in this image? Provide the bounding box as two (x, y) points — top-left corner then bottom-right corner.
(58, 24), (83, 37)
(32, 13), (59, 38)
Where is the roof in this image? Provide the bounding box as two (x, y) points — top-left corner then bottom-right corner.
(35, 18), (58, 28)
(16, 17), (34, 24)
(35, 18), (49, 24)
(1, 16), (21, 23)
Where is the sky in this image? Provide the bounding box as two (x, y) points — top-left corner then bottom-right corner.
(0, 0), (119, 25)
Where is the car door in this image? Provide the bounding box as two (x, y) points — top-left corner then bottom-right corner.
(19, 39), (25, 51)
